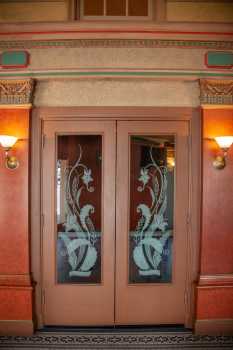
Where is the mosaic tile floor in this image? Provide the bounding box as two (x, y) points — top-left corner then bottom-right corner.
(0, 329), (233, 350)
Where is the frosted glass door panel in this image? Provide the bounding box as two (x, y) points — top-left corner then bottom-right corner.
(129, 135), (175, 283)
(56, 135), (102, 284)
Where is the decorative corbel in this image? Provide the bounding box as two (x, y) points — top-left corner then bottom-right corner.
(0, 79), (35, 106)
(199, 79), (233, 105)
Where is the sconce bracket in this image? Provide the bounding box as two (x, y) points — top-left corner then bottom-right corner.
(6, 155), (19, 170)
(213, 155), (226, 170)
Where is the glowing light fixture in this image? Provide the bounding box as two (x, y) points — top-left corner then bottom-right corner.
(0, 135), (19, 169)
(215, 136), (233, 150)
(213, 136), (233, 170)
(166, 147), (175, 172)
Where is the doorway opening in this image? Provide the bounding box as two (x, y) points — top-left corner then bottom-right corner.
(31, 107), (201, 329)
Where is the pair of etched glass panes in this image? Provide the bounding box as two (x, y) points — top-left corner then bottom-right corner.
(56, 135), (175, 284)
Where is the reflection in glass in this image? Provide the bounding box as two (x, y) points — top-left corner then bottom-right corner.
(56, 135), (102, 284)
(129, 135), (175, 283)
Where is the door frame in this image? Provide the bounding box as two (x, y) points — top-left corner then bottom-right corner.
(31, 106), (201, 329)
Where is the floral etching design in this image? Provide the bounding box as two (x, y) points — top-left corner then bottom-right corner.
(133, 148), (171, 277)
(59, 145), (98, 277)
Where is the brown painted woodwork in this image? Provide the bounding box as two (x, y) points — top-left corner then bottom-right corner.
(31, 107), (201, 329)
(185, 107), (202, 328)
(155, 0), (166, 21)
(0, 108), (33, 335)
(30, 110), (43, 328)
(115, 121), (189, 325)
(43, 119), (190, 326)
(42, 120), (116, 325)
(33, 107), (196, 121)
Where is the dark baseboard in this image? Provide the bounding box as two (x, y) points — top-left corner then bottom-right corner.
(195, 319), (233, 335)
(41, 324), (190, 333)
(0, 320), (34, 336)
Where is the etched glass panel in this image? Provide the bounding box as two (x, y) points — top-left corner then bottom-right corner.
(129, 135), (175, 283)
(56, 135), (102, 284)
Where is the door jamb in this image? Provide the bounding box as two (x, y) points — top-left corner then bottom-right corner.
(30, 106), (201, 329)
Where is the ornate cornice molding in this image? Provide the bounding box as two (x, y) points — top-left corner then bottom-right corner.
(0, 79), (35, 105)
(200, 79), (233, 105)
(0, 39), (233, 50)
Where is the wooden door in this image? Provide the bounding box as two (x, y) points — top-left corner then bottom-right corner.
(42, 119), (189, 326)
(42, 120), (116, 325)
(115, 121), (189, 325)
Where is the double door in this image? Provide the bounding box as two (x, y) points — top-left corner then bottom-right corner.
(42, 120), (189, 326)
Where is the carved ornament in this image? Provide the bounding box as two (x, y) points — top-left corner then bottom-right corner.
(200, 79), (233, 105)
(0, 79), (35, 105)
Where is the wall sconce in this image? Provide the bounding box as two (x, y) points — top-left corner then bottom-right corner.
(0, 135), (19, 169)
(213, 136), (233, 170)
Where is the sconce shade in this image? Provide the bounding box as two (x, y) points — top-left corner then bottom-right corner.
(214, 136), (233, 150)
(0, 135), (18, 149)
